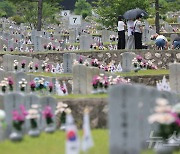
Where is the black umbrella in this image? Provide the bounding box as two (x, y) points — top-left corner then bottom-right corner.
(123, 8), (148, 20)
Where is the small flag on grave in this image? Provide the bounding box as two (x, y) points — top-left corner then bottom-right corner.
(65, 109), (79, 154)
(81, 108), (94, 152)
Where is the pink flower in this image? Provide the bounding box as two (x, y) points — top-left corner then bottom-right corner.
(35, 63), (39, 68)
(48, 82), (53, 89)
(8, 77), (14, 85)
(61, 86), (66, 94)
(43, 106), (53, 118)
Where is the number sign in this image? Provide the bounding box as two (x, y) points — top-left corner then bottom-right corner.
(69, 15), (82, 26)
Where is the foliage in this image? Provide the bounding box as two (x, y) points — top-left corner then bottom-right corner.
(74, 0), (92, 19)
(0, 1), (16, 17)
(16, 2), (59, 29)
(147, 18), (155, 25)
(11, 15), (24, 25)
(165, 17), (177, 23)
(95, 0), (150, 29)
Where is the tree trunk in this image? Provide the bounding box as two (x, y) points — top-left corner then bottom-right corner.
(155, 0), (160, 34)
(37, 0), (43, 31)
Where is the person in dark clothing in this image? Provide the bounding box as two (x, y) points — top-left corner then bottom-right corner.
(117, 15), (126, 49)
(172, 36), (180, 49)
(134, 15), (143, 49)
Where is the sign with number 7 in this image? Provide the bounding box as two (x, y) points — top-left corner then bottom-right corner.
(69, 15), (82, 26)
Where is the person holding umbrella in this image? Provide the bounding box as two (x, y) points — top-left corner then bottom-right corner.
(117, 15), (126, 49)
(134, 14), (143, 49)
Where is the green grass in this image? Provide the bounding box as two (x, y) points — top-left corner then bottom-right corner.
(0, 129), (179, 154)
(54, 93), (108, 99)
(28, 72), (72, 78)
(118, 69), (169, 77)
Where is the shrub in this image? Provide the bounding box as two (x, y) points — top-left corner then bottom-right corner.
(11, 15), (24, 25)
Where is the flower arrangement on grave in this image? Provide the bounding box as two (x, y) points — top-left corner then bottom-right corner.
(79, 56), (83, 64)
(83, 59), (90, 66)
(13, 60), (18, 71)
(41, 61), (47, 71)
(29, 80), (36, 92)
(44, 44), (47, 49)
(28, 61), (33, 72)
(53, 46), (56, 50)
(0, 78), (8, 93)
(55, 102), (68, 130)
(34, 63), (39, 71)
(92, 75), (130, 94)
(132, 55), (157, 72)
(91, 59), (100, 67)
(48, 82), (53, 93)
(8, 77), (14, 91)
(26, 105), (40, 130)
(61, 86), (66, 94)
(12, 105), (27, 131)
(10, 47), (13, 52)
(47, 42), (53, 50)
(46, 64), (52, 72)
(148, 98), (180, 140)
(21, 60), (26, 69)
(110, 35), (117, 42)
(3, 45), (7, 51)
(43, 106), (53, 125)
(19, 78), (27, 92)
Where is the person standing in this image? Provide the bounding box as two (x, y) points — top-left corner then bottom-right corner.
(126, 19), (135, 49)
(117, 15), (126, 49)
(134, 15), (143, 49)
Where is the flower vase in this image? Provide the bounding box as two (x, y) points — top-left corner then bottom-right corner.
(45, 123), (55, 133)
(9, 129), (23, 141)
(98, 87), (104, 93)
(28, 128), (40, 137)
(92, 88), (98, 94)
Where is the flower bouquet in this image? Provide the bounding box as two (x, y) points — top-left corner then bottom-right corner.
(10, 105), (27, 141)
(0, 79), (8, 93)
(26, 105), (40, 137)
(34, 63), (39, 72)
(41, 61), (47, 72)
(8, 77), (14, 91)
(13, 60), (18, 72)
(55, 102), (68, 130)
(148, 98), (180, 153)
(48, 82), (53, 93)
(21, 60), (26, 71)
(28, 61), (33, 72)
(42, 106), (55, 133)
(19, 78), (27, 92)
(3, 45), (7, 51)
(92, 75), (99, 94)
(29, 80), (36, 92)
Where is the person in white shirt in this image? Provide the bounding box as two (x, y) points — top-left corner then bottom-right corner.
(134, 15), (143, 49)
(126, 20), (135, 49)
(117, 15), (126, 49)
(152, 34), (168, 50)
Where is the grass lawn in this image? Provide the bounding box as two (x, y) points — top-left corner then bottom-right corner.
(118, 69), (169, 77)
(29, 70), (169, 79)
(0, 129), (179, 154)
(54, 93), (108, 99)
(29, 72), (72, 78)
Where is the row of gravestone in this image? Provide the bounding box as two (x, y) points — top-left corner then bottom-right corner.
(108, 84), (179, 154)
(2, 54), (57, 73)
(0, 70), (56, 94)
(0, 92), (57, 141)
(63, 52), (135, 74)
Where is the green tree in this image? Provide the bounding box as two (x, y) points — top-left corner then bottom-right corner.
(8, 0), (61, 31)
(0, 1), (16, 17)
(16, 1), (59, 29)
(74, 0), (92, 19)
(95, 0), (150, 29)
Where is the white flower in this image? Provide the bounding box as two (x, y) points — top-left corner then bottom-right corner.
(156, 98), (169, 106)
(148, 113), (175, 124)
